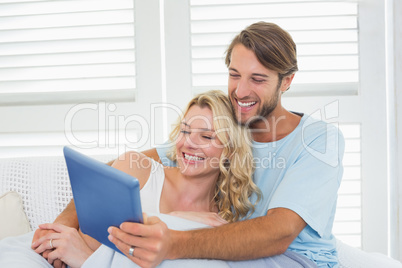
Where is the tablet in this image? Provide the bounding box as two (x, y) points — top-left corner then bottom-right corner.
(63, 146), (143, 255)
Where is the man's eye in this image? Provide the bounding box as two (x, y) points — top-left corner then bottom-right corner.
(252, 78), (265, 83)
(229, 73), (240, 78)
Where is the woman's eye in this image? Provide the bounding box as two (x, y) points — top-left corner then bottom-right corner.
(202, 136), (213, 140)
(180, 130), (190, 134)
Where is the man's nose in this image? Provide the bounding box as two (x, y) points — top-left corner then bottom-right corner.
(235, 79), (250, 99)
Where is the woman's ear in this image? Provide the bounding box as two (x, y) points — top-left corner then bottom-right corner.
(223, 157), (230, 170)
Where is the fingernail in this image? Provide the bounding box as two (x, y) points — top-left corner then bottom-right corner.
(108, 227), (112, 233)
(108, 235), (113, 241)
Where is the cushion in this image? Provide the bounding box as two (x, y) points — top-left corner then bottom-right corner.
(337, 239), (402, 268)
(0, 191), (31, 240)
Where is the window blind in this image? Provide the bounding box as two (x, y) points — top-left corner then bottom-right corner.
(0, 0), (136, 105)
(0, 129), (140, 158)
(336, 124), (362, 248)
(190, 0), (359, 96)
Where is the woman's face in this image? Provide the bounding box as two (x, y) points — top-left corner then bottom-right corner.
(175, 105), (224, 179)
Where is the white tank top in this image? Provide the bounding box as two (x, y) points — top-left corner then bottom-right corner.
(139, 159), (165, 214)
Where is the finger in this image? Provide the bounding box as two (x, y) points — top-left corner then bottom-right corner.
(47, 250), (60, 266)
(119, 217), (161, 237)
(42, 249), (51, 259)
(210, 216), (228, 227)
(214, 214), (228, 224)
(39, 223), (68, 233)
(53, 259), (63, 268)
(32, 228), (43, 243)
(32, 229), (52, 249)
(145, 216), (161, 225)
(33, 233), (61, 250)
(34, 236), (60, 254)
(35, 242), (53, 255)
(142, 212), (148, 224)
(108, 228), (147, 249)
(109, 229), (165, 264)
(109, 235), (150, 267)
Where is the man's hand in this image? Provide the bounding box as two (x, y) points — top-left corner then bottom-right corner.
(168, 211), (228, 227)
(108, 214), (173, 268)
(31, 227), (66, 268)
(31, 200), (79, 267)
(32, 223), (94, 268)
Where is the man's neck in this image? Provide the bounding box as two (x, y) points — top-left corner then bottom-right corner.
(250, 108), (302, 143)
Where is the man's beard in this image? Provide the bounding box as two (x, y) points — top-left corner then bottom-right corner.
(235, 85), (281, 128)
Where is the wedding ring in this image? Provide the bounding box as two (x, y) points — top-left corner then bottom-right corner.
(129, 246), (135, 256)
(49, 239), (54, 249)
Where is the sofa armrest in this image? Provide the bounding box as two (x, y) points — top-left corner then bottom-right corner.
(0, 154), (114, 231)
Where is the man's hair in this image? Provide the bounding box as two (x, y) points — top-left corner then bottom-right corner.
(168, 90), (261, 222)
(225, 22), (298, 81)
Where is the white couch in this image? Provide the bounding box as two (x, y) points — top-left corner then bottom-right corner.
(1, 155), (401, 268)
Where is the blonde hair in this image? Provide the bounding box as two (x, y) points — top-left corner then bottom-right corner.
(168, 90), (261, 222)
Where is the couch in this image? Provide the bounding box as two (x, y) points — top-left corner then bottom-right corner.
(1, 155), (401, 268)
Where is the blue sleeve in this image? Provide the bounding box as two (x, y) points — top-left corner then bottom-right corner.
(156, 141), (177, 167)
(268, 124), (345, 237)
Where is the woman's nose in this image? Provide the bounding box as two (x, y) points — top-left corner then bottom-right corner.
(183, 132), (200, 148)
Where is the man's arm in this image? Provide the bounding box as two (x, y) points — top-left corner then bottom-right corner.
(53, 200), (79, 228)
(171, 207), (306, 260)
(108, 207), (307, 267)
(32, 200), (79, 242)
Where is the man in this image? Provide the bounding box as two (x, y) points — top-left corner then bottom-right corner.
(33, 22), (344, 268)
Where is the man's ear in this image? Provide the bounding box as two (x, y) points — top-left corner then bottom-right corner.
(281, 74), (295, 92)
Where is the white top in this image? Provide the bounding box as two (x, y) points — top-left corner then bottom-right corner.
(139, 159), (165, 214)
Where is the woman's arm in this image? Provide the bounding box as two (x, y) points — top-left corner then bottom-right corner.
(141, 148), (161, 163)
(111, 151), (153, 189)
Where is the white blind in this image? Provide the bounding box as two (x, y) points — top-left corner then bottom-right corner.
(190, 0), (359, 96)
(335, 124), (362, 248)
(0, 129), (140, 158)
(0, 0), (136, 104)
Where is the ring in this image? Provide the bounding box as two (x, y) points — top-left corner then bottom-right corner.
(49, 239), (54, 249)
(129, 246), (135, 256)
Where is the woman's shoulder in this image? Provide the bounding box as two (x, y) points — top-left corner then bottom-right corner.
(112, 151), (154, 188)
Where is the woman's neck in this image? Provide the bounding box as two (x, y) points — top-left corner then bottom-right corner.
(159, 167), (219, 214)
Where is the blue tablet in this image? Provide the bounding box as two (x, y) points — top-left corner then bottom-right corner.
(63, 146), (143, 255)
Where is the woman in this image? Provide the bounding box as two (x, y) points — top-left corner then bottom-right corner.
(31, 90), (261, 267)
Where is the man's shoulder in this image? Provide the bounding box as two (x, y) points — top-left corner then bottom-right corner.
(299, 115), (344, 142)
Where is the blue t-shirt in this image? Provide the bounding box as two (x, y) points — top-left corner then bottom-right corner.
(156, 114), (345, 268)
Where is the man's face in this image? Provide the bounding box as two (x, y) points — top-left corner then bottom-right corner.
(227, 44), (290, 126)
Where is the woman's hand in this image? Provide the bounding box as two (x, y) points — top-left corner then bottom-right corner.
(168, 211), (228, 227)
(32, 223), (94, 268)
(32, 227), (66, 268)
(108, 213), (172, 268)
